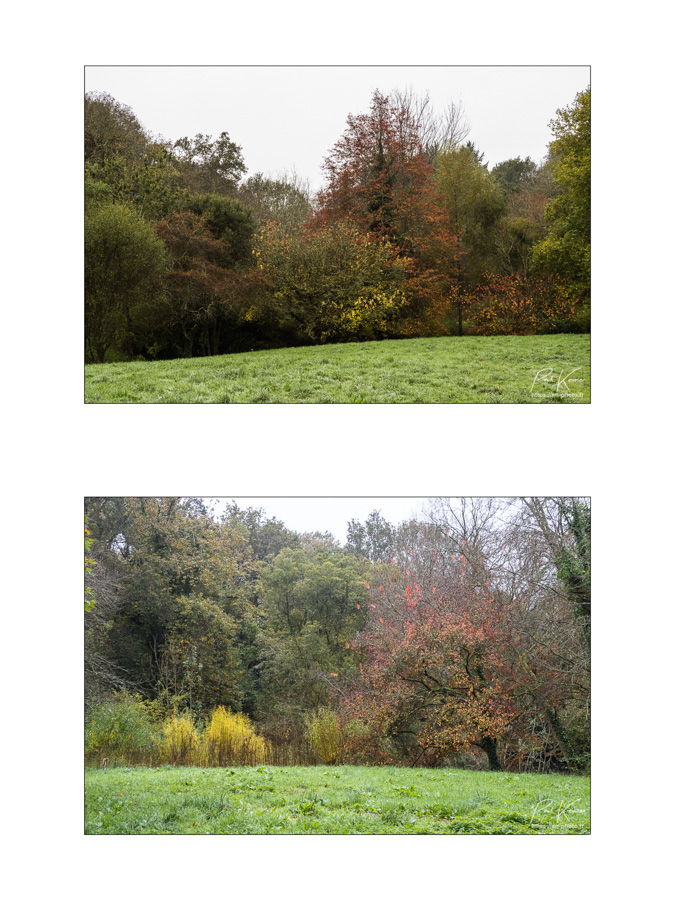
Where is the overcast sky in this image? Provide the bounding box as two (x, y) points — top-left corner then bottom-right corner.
(84, 65), (589, 191)
(211, 497), (427, 543)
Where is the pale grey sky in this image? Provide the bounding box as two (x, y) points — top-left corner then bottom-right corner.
(84, 65), (589, 191)
(211, 497), (426, 543)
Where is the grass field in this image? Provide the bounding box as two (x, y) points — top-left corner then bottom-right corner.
(84, 334), (590, 403)
(84, 764), (590, 834)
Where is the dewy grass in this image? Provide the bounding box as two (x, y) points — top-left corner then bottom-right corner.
(84, 764), (590, 834)
(85, 334), (590, 403)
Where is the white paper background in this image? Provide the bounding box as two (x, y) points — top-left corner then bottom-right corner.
(4, 2), (671, 897)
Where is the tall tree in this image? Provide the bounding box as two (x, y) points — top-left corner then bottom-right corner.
(239, 171), (314, 229)
(85, 201), (168, 362)
(172, 132), (247, 196)
(532, 88), (591, 303)
(342, 568), (518, 769)
(436, 146), (506, 273)
(257, 545), (368, 722)
(435, 146), (506, 332)
(388, 87), (470, 162)
(346, 509), (395, 562)
(144, 210), (267, 359)
(85, 91), (149, 168)
(315, 90), (452, 248)
(86, 498), (260, 716)
(314, 90), (461, 332)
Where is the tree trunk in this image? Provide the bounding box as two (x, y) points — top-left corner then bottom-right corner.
(480, 736), (501, 771)
(543, 707), (575, 766)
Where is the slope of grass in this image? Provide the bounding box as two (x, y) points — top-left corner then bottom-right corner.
(85, 334), (590, 403)
(84, 764), (590, 834)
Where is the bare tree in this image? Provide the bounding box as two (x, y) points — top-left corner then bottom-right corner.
(416, 497), (590, 768)
(84, 557), (130, 710)
(239, 168), (315, 229)
(389, 87), (471, 163)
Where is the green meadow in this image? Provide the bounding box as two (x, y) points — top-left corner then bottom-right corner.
(85, 764), (590, 834)
(84, 334), (590, 403)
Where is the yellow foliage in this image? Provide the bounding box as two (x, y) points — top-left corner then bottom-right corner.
(202, 706), (268, 766)
(161, 713), (200, 766)
(252, 221), (409, 342)
(305, 707), (344, 765)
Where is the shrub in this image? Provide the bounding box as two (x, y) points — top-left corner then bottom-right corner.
(304, 708), (371, 764)
(253, 221), (409, 343)
(161, 712), (200, 766)
(471, 273), (581, 336)
(184, 193), (256, 267)
(85, 693), (161, 766)
(202, 706), (268, 766)
(305, 707), (344, 764)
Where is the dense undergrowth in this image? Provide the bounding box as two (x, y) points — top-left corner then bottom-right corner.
(85, 694), (589, 776)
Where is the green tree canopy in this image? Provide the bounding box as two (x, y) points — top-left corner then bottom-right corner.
(532, 88), (590, 301)
(240, 172), (314, 230)
(85, 201), (168, 362)
(86, 144), (188, 223)
(346, 509), (395, 562)
(258, 545), (368, 721)
(172, 132), (247, 196)
(85, 91), (149, 167)
(491, 156), (538, 195)
(88, 498), (261, 716)
(184, 192), (256, 267)
(436, 145), (506, 278)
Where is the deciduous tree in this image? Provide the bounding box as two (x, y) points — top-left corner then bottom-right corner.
(85, 201), (168, 362)
(85, 91), (149, 167)
(240, 171), (314, 229)
(313, 90), (461, 333)
(258, 545), (368, 722)
(253, 220), (409, 343)
(172, 132), (247, 196)
(87, 498), (260, 716)
(147, 211), (268, 358)
(532, 88), (591, 303)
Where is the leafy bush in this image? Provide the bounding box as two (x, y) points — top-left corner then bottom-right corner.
(305, 707), (344, 764)
(253, 221), (408, 343)
(184, 192), (256, 267)
(161, 712), (201, 766)
(305, 707), (374, 764)
(471, 274), (581, 336)
(85, 693), (161, 766)
(202, 707), (268, 766)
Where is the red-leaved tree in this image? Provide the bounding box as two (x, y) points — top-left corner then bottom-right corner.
(338, 558), (517, 768)
(312, 90), (462, 335)
(337, 540), (585, 771)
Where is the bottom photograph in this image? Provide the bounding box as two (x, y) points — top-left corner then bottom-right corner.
(84, 496), (590, 835)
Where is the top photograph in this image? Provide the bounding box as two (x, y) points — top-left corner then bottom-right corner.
(84, 65), (590, 404)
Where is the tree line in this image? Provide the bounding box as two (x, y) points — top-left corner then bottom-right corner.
(85, 85), (590, 363)
(85, 498), (590, 772)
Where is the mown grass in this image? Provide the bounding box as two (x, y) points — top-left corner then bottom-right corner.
(85, 334), (590, 403)
(84, 764), (590, 834)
